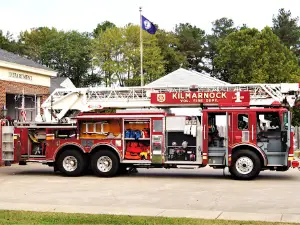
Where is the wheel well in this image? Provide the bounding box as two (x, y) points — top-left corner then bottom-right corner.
(55, 145), (85, 162)
(89, 145), (121, 162)
(231, 145), (266, 166)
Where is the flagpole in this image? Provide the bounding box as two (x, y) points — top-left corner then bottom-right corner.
(139, 6), (144, 87)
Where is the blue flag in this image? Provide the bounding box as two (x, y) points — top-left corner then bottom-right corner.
(141, 15), (157, 34)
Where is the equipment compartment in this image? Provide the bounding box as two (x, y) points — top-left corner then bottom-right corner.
(124, 140), (151, 160)
(123, 119), (151, 160)
(165, 116), (199, 162)
(166, 132), (196, 161)
(80, 119), (122, 139)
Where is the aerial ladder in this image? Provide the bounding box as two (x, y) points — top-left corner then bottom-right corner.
(36, 83), (300, 123)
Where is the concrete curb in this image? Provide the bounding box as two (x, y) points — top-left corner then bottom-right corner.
(0, 202), (300, 223)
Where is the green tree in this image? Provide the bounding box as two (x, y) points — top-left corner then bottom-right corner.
(92, 26), (125, 87)
(156, 29), (187, 74)
(292, 97), (300, 126)
(20, 27), (58, 63)
(0, 30), (22, 54)
(124, 25), (165, 86)
(212, 17), (237, 38)
(92, 25), (165, 87)
(272, 8), (300, 57)
(206, 18), (237, 75)
(20, 28), (92, 87)
(214, 27), (300, 83)
(42, 31), (92, 87)
(175, 23), (206, 72)
(93, 21), (116, 37)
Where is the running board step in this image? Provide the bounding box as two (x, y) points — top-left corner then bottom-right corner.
(21, 155), (46, 158)
(176, 165), (200, 169)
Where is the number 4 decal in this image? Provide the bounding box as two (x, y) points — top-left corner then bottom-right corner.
(235, 91), (242, 102)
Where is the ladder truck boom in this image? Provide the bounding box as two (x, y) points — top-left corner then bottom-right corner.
(41, 83), (300, 122)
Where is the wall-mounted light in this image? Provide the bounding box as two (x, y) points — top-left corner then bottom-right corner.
(2, 105), (7, 117)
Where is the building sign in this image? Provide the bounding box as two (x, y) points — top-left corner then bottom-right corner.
(8, 72), (33, 81)
(151, 91), (250, 106)
(0, 68), (51, 87)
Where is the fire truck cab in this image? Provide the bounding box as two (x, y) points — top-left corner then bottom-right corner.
(1, 83), (300, 180)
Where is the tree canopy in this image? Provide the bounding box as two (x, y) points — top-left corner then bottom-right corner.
(214, 27), (300, 83)
(0, 8), (299, 88)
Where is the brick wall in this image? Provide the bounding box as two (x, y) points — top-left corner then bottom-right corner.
(0, 86), (5, 118)
(0, 80), (49, 95)
(0, 80), (50, 118)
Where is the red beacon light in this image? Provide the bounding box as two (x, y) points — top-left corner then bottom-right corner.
(271, 101), (281, 106)
(189, 85), (198, 92)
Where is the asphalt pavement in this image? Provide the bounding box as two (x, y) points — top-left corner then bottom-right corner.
(0, 164), (300, 223)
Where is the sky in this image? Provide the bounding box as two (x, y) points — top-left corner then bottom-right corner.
(0, 0), (299, 37)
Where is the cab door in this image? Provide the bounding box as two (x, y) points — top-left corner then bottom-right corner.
(282, 111), (291, 165)
(226, 112), (232, 165)
(231, 112), (256, 145)
(282, 111), (291, 149)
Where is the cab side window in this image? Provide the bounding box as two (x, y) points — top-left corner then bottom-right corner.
(238, 114), (248, 130)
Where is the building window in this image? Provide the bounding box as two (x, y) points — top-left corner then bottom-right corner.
(238, 114), (248, 130)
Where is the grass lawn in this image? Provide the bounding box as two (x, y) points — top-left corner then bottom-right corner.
(0, 210), (299, 225)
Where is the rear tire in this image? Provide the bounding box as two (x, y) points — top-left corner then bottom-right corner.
(230, 149), (261, 180)
(91, 150), (119, 177)
(56, 150), (86, 176)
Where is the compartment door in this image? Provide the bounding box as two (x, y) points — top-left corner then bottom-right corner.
(151, 118), (164, 164)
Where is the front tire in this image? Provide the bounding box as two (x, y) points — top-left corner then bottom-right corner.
(91, 150), (119, 177)
(230, 150), (261, 180)
(56, 150), (86, 176)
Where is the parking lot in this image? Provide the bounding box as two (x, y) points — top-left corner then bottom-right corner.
(1, 163), (300, 222)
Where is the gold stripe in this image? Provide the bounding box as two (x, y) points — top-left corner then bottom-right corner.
(203, 156), (207, 159)
(288, 157), (294, 161)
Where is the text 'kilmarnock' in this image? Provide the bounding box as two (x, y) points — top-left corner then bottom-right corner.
(172, 92), (227, 99)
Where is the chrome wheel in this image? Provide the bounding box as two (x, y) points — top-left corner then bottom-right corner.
(235, 156), (254, 175)
(97, 156), (113, 172)
(62, 156), (78, 172)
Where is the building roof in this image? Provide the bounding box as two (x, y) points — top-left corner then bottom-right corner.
(145, 68), (230, 87)
(50, 77), (76, 93)
(0, 48), (55, 72)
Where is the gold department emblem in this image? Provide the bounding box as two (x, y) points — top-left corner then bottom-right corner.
(157, 93), (166, 103)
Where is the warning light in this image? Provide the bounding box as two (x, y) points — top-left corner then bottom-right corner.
(189, 85), (198, 92)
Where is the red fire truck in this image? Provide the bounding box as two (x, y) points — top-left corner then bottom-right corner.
(1, 83), (300, 180)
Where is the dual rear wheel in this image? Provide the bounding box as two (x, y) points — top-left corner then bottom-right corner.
(56, 149), (119, 177)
